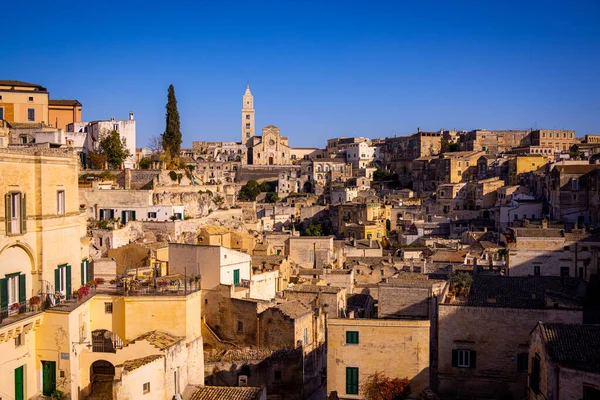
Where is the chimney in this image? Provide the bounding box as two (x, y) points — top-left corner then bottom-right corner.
(129, 111), (134, 121)
(369, 238), (373, 248)
(417, 127), (421, 133)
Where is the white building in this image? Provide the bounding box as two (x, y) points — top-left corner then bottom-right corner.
(499, 200), (543, 230)
(346, 142), (376, 170)
(330, 186), (359, 204)
(87, 112), (137, 168)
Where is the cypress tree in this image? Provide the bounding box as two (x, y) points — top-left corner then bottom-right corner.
(162, 84), (182, 158)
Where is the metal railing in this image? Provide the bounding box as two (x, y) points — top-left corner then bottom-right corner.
(92, 329), (124, 353)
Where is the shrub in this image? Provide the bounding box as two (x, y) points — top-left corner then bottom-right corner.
(169, 171), (178, 181)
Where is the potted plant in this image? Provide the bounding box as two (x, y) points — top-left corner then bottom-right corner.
(9, 302), (20, 314)
(94, 277), (105, 286)
(51, 389), (66, 400)
(77, 286), (90, 301)
(29, 295), (41, 311)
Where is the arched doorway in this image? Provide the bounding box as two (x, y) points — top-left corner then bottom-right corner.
(89, 360), (115, 399)
(268, 155), (274, 165)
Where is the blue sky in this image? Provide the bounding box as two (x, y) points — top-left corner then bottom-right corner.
(4, 0), (599, 147)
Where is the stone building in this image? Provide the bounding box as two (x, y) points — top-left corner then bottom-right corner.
(460, 129), (529, 153)
(0, 80), (81, 129)
(549, 164), (600, 226)
(247, 125), (291, 165)
(437, 275), (585, 400)
(86, 113), (137, 168)
(528, 129), (577, 153)
(284, 284), (347, 318)
(0, 147), (90, 398)
(241, 84), (256, 144)
(286, 236), (334, 269)
(527, 322), (600, 400)
(327, 318), (430, 398)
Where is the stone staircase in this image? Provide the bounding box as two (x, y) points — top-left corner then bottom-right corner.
(85, 375), (114, 400)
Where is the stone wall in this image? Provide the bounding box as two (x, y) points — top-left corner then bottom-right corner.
(437, 304), (583, 399)
(237, 165), (299, 184)
(378, 285), (432, 319)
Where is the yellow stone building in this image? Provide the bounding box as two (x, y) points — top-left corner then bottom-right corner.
(0, 147), (203, 399)
(327, 318), (430, 399)
(507, 154), (548, 185)
(0, 80), (82, 129)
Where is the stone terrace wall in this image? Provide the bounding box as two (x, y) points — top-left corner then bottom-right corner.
(237, 165), (301, 184)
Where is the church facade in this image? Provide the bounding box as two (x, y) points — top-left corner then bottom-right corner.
(241, 85), (292, 165)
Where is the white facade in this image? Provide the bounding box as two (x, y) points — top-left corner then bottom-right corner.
(346, 142), (376, 169)
(249, 270), (279, 300)
(88, 112), (136, 168)
(330, 186), (359, 204)
(499, 200), (543, 230)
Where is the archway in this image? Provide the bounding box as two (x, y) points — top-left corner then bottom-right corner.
(89, 360), (115, 400)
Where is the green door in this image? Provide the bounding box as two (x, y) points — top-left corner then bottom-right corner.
(42, 361), (56, 396)
(15, 365), (24, 400)
(233, 269), (240, 286)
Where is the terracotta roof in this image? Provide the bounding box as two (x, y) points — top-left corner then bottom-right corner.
(48, 99), (81, 106)
(0, 80), (47, 90)
(429, 250), (468, 264)
(553, 164), (600, 175)
(118, 355), (163, 372)
(267, 300), (312, 319)
(385, 272), (446, 287)
(457, 276), (584, 309)
(539, 323), (600, 373)
(131, 330), (184, 349)
(191, 386), (265, 400)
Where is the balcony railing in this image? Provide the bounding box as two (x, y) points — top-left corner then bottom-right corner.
(0, 297), (48, 328)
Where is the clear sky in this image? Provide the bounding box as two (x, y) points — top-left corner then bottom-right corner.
(4, 0), (599, 147)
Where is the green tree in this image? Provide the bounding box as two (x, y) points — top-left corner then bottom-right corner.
(265, 192), (279, 203)
(99, 130), (131, 168)
(162, 84), (182, 158)
(139, 157), (152, 169)
(303, 222), (324, 236)
(238, 180), (262, 201)
(87, 151), (107, 169)
(259, 181), (273, 192)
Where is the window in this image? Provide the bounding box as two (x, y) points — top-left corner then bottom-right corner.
(274, 370), (282, 381)
(346, 331), (359, 344)
(0, 106), (4, 120)
(15, 333), (23, 347)
(237, 321), (244, 333)
(531, 355), (540, 394)
(303, 327), (309, 345)
(246, 114), (250, 120)
(457, 170), (462, 176)
(246, 123), (251, 129)
(5, 192), (26, 235)
(572, 178), (580, 191)
(147, 212), (157, 218)
(534, 265), (541, 276)
(104, 302), (113, 314)
(584, 386), (600, 400)
(346, 367), (359, 395)
(5, 273), (25, 314)
(113, 124), (119, 131)
(27, 108), (35, 122)
(57, 190), (65, 215)
(517, 353), (528, 372)
(233, 269), (240, 286)
(560, 267), (569, 277)
(143, 382), (150, 394)
(582, 246), (589, 252)
(28, 96), (34, 102)
(55, 265), (71, 295)
(452, 349), (476, 368)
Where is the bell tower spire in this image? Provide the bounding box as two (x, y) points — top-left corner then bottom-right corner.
(242, 84), (255, 144)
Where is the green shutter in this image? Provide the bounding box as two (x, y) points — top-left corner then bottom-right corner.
(5, 193), (11, 235)
(131, 211), (136, 220)
(19, 274), (26, 304)
(346, 331), (359, 344)
(81, 261), (85, 286)
(346, 367), (358, 395)
(0, 278), (8, 308)
(65, 265), (72, 298)
(121, 211), (126, 223)
(87, 260), (92, 282)
(54, 268), (60, 292)
(233, 269), (240, 286)
(452, 349), (459, 367)
(20, 193), (26, 233)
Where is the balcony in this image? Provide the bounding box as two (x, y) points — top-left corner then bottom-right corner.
(0, 299), (44, 340)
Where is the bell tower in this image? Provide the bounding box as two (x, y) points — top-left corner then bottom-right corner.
(241, 84), (255, 144)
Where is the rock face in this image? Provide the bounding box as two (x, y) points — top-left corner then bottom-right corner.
(153, 191), (226, 218)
